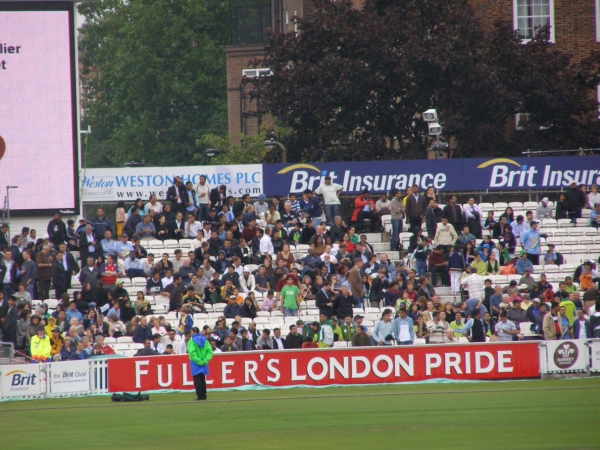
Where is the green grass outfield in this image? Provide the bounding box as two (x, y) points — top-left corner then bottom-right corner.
(2, 378), (600, 449)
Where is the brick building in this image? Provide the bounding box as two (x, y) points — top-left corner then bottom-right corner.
(226, 0), (600, 140)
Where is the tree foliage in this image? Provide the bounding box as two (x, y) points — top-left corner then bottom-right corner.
(78, 0), (229, 167)
(255, 0), (600, 161)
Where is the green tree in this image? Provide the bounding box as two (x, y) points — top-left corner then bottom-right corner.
(78, 0), (229, 167)
(255, 0), (600, 161)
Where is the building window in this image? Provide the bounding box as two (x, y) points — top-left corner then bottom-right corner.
(513, 0), (555, 42)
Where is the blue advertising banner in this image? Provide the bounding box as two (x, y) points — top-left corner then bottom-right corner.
(263, 156), (600, 195)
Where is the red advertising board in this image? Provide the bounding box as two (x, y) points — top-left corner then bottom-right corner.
(107, 343), (540, 392)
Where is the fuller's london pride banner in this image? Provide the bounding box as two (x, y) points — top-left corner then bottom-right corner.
(80, 156), (600, 202)
(107, 343), (540, 392)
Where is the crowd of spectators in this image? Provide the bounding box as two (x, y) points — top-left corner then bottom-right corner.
(3, 176), (600, 361)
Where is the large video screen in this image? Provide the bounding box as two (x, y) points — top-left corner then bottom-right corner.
(0, 2), (77, 214)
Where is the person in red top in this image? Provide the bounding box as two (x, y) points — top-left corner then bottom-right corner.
(351, 189), (378, 233)
(101, 254), (118, 289)
(95, 335), (115, 355)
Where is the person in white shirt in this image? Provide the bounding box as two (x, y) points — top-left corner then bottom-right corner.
(190, 230), (206, 251)
(170, 249), (184, 273)
(146, 194), (163, 214)
(150, 333), (165, 353)
(463, 198), (483, 239)
(240, 268), (255, 293)
(272, 328), (286, 349)
(176, 330), (191, 354)
(588, 184), (600, 209)
(258, 228), (274, 256)
(161, 269), (174, 288)
(184, 213), (203, 239)
(195, 175), (211, 222)
(314, 175), (343, 226)
(433, 216), (458, 248)
(142, 253), (156, 276)
(254, 194), (269, 217)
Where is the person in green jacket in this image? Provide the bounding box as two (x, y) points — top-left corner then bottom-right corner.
(187, 327), (214, 401)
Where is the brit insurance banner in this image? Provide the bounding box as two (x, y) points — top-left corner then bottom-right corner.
(263, 156), (600, 196)
(0, 364), (43, 398)
(545, 340), (589, 372)
(107, 343), (540, 392)
(80, 165), (263, 202)
(49, 360), (90, 394)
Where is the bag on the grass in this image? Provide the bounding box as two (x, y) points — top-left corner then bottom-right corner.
(111, 392), (150, 402)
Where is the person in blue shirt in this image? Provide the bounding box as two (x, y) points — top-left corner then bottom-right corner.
(302, 189), (323, 226)
(511, 215), (527, 238)
(392, 306), (415, 345)
(519, 220), (541, 265)
(515, 251), (534, 274)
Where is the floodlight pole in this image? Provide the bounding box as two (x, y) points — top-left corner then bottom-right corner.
(5, 186), (18, 238)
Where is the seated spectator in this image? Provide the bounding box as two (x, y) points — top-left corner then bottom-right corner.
(241, 297), (258, 319)
(59, 336), (76, 361)
(124, 252), (145, 278)
(285, 324), (304, 349)
(223, 296), (242, 318)
(496, 311), (521, 341)
(95, 335), (115, 355)
(256, 329), (273, 350)
(149, 333), (165, 353)
(506, 298), (528, 324)
(515, 251), (534, 275)
(135, 338), (159, 356)
(426, 311), (449, 344)
(589, 203), (600, 229)
(133, 316), (153, 343)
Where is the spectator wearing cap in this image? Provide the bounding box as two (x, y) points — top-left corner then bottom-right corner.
(590, 203), (600, 229)
(223, 296), (242, 318)
(516, 250), (535, 275)
(507, 297), (528, 324)
(519, 220), (541, 266)
(253, 193), (269, 218)
(351, 325), (370, 347)
(519, 268), (535, 291)
(536, 198), (553, 219)
(49, 326), (64, 360)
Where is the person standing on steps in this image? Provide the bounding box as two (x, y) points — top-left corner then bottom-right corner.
(187, 326), (213, 401)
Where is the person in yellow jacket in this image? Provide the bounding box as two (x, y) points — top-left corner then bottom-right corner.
(44, 316), (57, 338)
(49, 327), (64, 360)
(30, 327), (51, 362)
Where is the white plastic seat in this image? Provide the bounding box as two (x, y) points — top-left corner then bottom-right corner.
(148, 240), (165, 249)
(542, 218), (558, 228)
(117, 336), (133, 344)
(333, 341), (348, 348)
(257, 311), (271, 317)
(179, 239), (193, 248)
(163, 239), (179, 249)
(509, 201), (523, 209)
(557, 219), (574, 228)
(494, 202), (508, 209)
